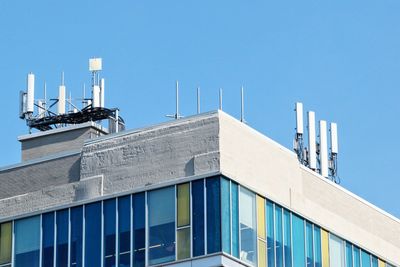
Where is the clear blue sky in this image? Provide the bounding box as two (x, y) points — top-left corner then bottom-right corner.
(1, 1), (399, 218)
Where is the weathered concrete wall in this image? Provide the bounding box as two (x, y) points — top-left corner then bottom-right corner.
(0, 153), (80, 199)
(80, 113), (220, 195)
(218, 111), (400, 265)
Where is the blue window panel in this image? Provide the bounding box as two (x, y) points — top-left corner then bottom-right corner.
(85, 202), (101, 267)
(15, 216), (40, 267)
(353, 246), (361, 267)
(104, 199), (116, 267)
(132, 193), (145, 267)
(275, 205), (284, 267)
(292, 214), (306, 267)
(371, 256), (378, 267)
(239, 187), (257, 266)
(231, 182), (239, 259)
(346, 242), (353, 267)
(221, 178), (231, 254)
(56, 209), (69, 267)
(283, 209), (292, 267)
(305, 222), (313, 267)
(148, 186), (176, 265)
(42, 212), (54, 267)
(70, 206), (83, 267)
(192, 179), (205, 257)
(361, 250), (371, 267)
(118, 196), (131, 267)
(206, 177), (221, 254)
(266, 201), (274, 267)
(313, 226), (322, 267)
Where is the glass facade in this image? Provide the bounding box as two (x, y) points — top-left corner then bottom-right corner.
(0, 176), (395, 267)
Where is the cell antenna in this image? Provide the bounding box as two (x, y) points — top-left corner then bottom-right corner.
(319, 120), (329, 178)
(329, 122), (339, 183)
(308, 111), (317, 170)
(294, 102), (305, 164)
(166, 80), (183, 120)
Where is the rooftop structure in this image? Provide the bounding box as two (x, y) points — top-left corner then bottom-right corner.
(0, 110), (398, 267)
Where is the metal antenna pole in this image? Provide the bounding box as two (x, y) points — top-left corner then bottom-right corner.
(61, 71), (65, 86)
(176, 80), (179, 119)
(240, 86), (245, 123)
(219, 88), (223, 110)
(44, 82), (47, 110)
(82, 83), (86, 108)
(197, 87), (201, 114)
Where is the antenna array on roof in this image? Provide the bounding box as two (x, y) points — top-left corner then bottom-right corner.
(19, 58), (125, 134)
(294, 102), (340, 183)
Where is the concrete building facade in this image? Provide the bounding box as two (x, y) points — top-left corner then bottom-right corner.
(0, 111), (398, 267)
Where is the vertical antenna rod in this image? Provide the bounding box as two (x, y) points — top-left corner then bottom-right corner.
(240, 86), (245, 123)
(219, 88), (223, 110)
(319, 120), (329, 178)
(176, 80), (179, 119)
(197, 87), (201, 114)
(308, 111), (317, 170)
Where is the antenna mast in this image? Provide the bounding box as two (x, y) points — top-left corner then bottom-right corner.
(166, 80), (183, 120)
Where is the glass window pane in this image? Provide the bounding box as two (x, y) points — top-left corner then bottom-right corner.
(372, 256), (378, 267)
(42, 213), (55, 267)
(361, 250), (371, 267)
(148, 186), (175, 265)
(85, 202), (101, 267)
(321, 229), (329, 267)
(104, 199), (116, 267)
(221, 178), (231, 254)
(306, 222), (313, 267)
(70, 206), (83, 267)
(177, 228), (190, 260)
(329, 234), (344, 267)
(56, 209), (69, 267)
(133, 193), (145, 267)
(177, 183), (190, 227)
(266, 201), (274, 267)
(239, 187), (257, 266)
(284, 209), (292, 267)
(118, 196), (131, 267)
(345, 242), (353, 267)
(0, 222), (12, 264)
(231, 182), (239, 258)
(256, 196), (265, 239)
(378, 259), (385, 267)
(353, 246), (361, 267)
(258, 240), (267, 267)
(292, 214), (306, 267)
(314, 225), (322, 267)
(275, 206), (283, 267)
(206, 177), (221, 254)
(192, 179), (205, 257)
(15, 216), (40, 267)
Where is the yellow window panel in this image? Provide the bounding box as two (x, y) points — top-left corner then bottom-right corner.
(0, 222), (12, 264)
(256, 195), (266, 239)
(321, 229), (330, 267)
(177, 183), (190, 227)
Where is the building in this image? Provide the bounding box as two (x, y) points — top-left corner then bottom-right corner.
(0, 110), (398, 267)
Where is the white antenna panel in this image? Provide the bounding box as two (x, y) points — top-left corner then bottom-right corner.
(26, 73), (35, 113)
(100, 78), (105, 108)
(330, 122), (338, 154)
(93, 85), (100, 108)
(38, 100), (45, 118)
(319, 120), (329, 178)
(58, 85), (66, 114)
(19, 91), (27, 118)
(89, 58), (102, 72)
(295, 102), (304, 134)
(308, 111), (317, 169)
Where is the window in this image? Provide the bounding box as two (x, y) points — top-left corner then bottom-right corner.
(353, 246), (361, 267)
(177, 183), (191, 260)
(85, 202), (101, 267)
(306, 222), (313, 267)
(231, 182), (239, 258)
(0, 222), (12, 265)
(371, 256), (378, 267)
(329, 234), (345, 267)
(192, 179), (205, 257)
(148, 186), (175, 265)
(283, 209), (292, 267)
(118, 196), (131, 266)
(132, 193), (145, 267)
(361, 250), (371, 267)
(206, 177), (221, 254)
(239, 187), (257, 266)
(256, 195), (266, 267)
(104, 199), (116, 267)
(221, 178), (231, 254)
(70, 206), (83, 267)
(56, 209), (69, 267)
(314, 226), (322, 267)
(275, 206), (284, 267)
(321, 229), (329, 267)
(15, 216), (40, 267)
(292, 214), (305, 267)
(266, 201), (275, 267)
(42, 212), (54, 267)
(345, 242), (353, 267)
